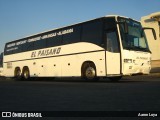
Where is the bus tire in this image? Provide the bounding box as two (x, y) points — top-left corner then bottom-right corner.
(14, 67), (21, 80)
(22, 67), (30, 80)
(82, 62), (99, 81)
(109, 76), (122, 82)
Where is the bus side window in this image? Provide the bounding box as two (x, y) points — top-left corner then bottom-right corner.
(106, 31), (120, 53)
(23, 42), (34, 51)
(34, 39), (46, 50)
(47, 35), (62, 47)
(62, 26), (81, 44)
(81, 20), (103, 45)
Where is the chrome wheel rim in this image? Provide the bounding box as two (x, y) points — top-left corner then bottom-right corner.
(24, 70), (29, 79)
(85, 67), (96, 79)
(17, 70), (21, 77)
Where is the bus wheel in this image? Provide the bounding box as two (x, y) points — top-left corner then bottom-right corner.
(22, 67), (30, 80)
(14, 67), (21, 80)
(109, 76), (122, 82)
(82, 63), (99, 81)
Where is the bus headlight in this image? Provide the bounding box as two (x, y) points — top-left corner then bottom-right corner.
(124, 59), (132, 63)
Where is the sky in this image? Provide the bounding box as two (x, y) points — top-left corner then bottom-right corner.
(0, 0), (159, 52)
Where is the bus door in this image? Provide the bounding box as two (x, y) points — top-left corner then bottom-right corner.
(105, 30), (121, 75)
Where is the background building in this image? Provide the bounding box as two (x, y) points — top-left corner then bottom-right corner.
(141, 12), (160, 72)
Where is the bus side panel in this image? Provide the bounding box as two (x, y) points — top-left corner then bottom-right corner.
(36, 57), (62, 77)
(61, 51), (106, 77)
(60, 43), (105, 77)
(3, 42), (106, 78)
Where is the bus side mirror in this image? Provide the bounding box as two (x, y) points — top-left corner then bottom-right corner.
(142, 27), (157, 40)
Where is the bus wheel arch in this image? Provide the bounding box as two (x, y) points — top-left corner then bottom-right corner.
(81, 61), (99, 81)
(14, 67), (21, 80)
(22, 66), (30, 80)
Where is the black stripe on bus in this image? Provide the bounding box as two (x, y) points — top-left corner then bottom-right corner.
(4, 50), (105, 63)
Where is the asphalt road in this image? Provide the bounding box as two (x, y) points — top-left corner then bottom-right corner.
(0, 75), (160, 119)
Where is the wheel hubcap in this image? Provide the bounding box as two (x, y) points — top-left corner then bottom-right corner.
(85, 67), (96, 79)
(17, 70), (21, 77)
(24, 70), (29, 79)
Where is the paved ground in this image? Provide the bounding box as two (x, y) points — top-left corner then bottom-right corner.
(0, 75), (160, 119)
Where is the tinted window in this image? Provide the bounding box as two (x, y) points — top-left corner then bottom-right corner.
(22, 42), (34, 51)
(4, 43), (14, 55)
(63, 26), (81, 44)
(106, 31), (120, 53)
(47, 35), (62, 47)
(81, 20), (103, 45)
(34, 39), (46, 50)
(14, 44), (23, 53)
(105, 18), (117, 30)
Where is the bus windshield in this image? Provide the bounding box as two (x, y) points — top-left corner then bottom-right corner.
(118, 17), (150, 52)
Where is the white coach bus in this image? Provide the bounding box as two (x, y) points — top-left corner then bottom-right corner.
(3, 15), (156, 81)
